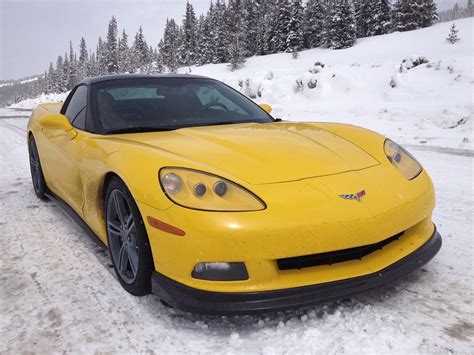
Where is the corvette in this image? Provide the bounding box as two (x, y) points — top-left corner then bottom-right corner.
(27, 74), (441, 314)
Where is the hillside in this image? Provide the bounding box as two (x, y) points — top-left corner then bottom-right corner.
(12, 18), (473, 151)
(181, 18), (473, 150)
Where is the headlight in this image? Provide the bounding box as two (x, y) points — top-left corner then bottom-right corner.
(384, 139), (422, 180)
(159, 167), (266, 211)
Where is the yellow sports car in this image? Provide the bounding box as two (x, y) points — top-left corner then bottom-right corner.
(27, 74), (441, 314)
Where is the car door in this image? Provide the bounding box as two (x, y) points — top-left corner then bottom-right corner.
(45, 85), (88, 215)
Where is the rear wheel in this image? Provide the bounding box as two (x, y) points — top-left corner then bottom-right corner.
(105, 177), (154, 296)
(28, 136), (48, 200)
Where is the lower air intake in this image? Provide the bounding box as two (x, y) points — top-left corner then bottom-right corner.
(277, 232), (405, 271)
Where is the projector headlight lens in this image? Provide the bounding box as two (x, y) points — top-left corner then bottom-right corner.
(161, 173), (182, 195)
(384, 139), (423, 180)
(159, 168), (265, 211)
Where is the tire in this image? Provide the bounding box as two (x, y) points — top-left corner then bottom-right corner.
(28, 135), (48, 200)
(105, 177), (154, 296)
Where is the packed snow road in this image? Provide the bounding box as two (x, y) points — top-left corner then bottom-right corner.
(0, 109), (472, 354)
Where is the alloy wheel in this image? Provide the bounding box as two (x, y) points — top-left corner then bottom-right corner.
(107, 190), (139, 284)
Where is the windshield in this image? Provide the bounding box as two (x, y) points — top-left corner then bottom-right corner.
(91, 78), (273, 134)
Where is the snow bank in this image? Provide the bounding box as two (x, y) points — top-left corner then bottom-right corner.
(9, 92), (68, 110)
(182, 18), (473, 150)
(11, 19), (473, 150)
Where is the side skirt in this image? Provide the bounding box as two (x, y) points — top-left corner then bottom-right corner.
(45, 192), (107, 250)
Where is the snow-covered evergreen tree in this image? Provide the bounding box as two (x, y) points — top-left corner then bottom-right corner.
(257, 0), (272, 55)
(131, 26), (150, 72)
(106, 16), (119, 73)
(393, 0), (420, 32)
(195, 13), (214, 66)
(243, 0), (259, 56)
(467, 0), (474, 16)
(355, 0), (391, 37)
(46, 62), (55, 93)
(354, 0), (370, 37)
(368, 0), (392, 36)
(159, 19), (181, 73)
(326, 0), (357, 49)
(416, 0), (438, 28)
(180, 1), (198, 66)
(78, 37), (88, 66)
(446, 23), (460, 43)
(117, 29), (130, 73)
(67, 41), (78, 88)
(270, 0), (291, 53)
(228, 38), (247, 70)
(87, 52), (99, 77)
(303, 0), (328, 48)
(210, 0), (229, 63)
(286, 0), (304, 55)
(62, 52), (70, 91)
(96, 37), (108, 75)
(227, 0), (248, 67)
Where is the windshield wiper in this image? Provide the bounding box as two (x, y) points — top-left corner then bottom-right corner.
(205, 120), (262, 127)
(105, 126), (173, 134)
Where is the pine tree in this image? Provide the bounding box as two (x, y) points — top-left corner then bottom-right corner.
(131, 26), (150, 72)
(118, 29), (131, 73)
(195, 14), (210, 65)
(393, 0), (419, 32)
(467, 0), (474, 17)
(159, 19), (181, 73)
(78, 37), (88, 66)
(96, 37), (108, 75)
(87, 52), (99, 77)
(106, 16), (119, 73)
(270, 0), (291, 53)
(368, 0), (392, 36)
(354, 0), (370, 37)
(227, 0), (248, 67)
(54, 55), (65, 92)
(46, 62), (55, 93)
(417, 0), (438, 28)
(67, 41), (77, 89)
(244, 0), (259, 56)
(303, 0), (328, 48)
(181, 1), (198, 66)
(446, 23), (460, 43)
(286, 0), (304, 55)
(209, 0), (229, 63)
(257, 0), (272, 55)
(327, 0), (357, 49)
(63, 52), (71, 90)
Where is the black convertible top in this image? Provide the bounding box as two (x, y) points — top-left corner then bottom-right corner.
(80, 74), (212, 85)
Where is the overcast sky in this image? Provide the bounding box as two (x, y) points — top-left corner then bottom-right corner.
(0, 0), (460, 81)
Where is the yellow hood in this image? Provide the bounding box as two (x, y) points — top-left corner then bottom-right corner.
(117, 122), (380, 184)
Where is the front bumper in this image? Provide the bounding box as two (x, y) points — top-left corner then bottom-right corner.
(152, 228), (441, 315)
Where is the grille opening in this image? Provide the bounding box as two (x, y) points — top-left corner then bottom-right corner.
(277, 231), (405, 271)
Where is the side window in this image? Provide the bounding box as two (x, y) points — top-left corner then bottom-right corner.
(72, 107), (87, 130)
(64, 86), (88, 123)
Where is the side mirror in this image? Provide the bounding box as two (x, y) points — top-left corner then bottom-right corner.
(259, 103), (273, 114)
(39, 114), (77, 139)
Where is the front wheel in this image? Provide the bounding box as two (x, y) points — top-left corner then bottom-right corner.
(105, 177), (154, 296)
(28, 136), (48, 200)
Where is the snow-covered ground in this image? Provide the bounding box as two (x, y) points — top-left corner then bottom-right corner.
(8, 92), (68, 110)
(1, 19), (473, 353)
(0, 112), (472, 354)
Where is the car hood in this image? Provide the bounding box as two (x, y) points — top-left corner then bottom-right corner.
(116, 122), (380, 184)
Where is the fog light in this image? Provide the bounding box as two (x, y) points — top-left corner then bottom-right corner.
(191, 262), (249, 281)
